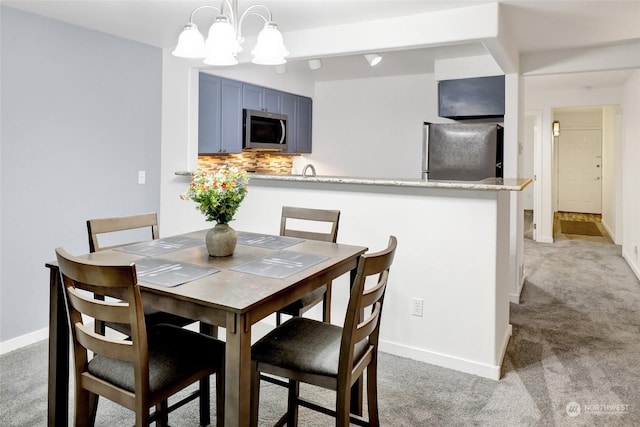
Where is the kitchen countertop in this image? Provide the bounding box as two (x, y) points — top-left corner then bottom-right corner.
(246, 173), (531, 191)
(175, 171), (532, 191)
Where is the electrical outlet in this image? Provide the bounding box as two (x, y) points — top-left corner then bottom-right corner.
(138, 170), (146, 184)
(411, 298), (423, 317)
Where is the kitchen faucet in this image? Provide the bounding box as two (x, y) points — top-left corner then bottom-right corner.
(302, 164), (316, 177)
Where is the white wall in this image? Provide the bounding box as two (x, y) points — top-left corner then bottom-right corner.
(621, 71), (640, 278)
(0, 7), (163, 345)
(601, 106), (617, 241)
(233, 180), (512, 379)
(297, 74), (437, 178)
(521, 114), (536, 210)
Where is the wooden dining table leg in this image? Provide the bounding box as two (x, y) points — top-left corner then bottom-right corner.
(224, 311), (252, 426)
(47, 265), (69, 427)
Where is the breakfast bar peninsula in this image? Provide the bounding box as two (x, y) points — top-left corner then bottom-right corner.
(230, 173), (532, 380)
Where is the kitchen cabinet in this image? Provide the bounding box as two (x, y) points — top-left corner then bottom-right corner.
(199, 73), (312, 154)
(242, 83), (282, 113)
(281, 93), (297, 153)
(198, 73), (242, 154)
(281, 94), (312, 154)
(295, 96), (313, 153)
(220, 79), (243, 153)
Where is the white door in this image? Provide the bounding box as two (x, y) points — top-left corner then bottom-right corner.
(558, 129), (602, 213)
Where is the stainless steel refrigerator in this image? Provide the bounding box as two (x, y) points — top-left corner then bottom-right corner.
(421, 122), (503, 181)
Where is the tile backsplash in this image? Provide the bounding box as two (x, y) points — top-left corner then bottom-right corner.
(198, 152), (293, 175)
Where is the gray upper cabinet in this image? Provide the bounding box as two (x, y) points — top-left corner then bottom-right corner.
(220, 79), (243, 153)
(295, 96), (313, 154)
(264, 89), (282, 113)
(198, 73), (242, 154)
(282, 93), (312, 154)
(281, 93), (297, 153)
(199, 73), (222, 154)
(242, 83), (262, 111)
(199, 73), (312, 155)
(242, 83), (282, 113)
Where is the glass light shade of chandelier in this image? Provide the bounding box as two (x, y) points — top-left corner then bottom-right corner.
(251, 23), (289, 65)
(203, 16), (241, 65)
(172, 23), (207, 58)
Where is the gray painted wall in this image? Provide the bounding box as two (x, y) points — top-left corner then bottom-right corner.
(0, 7), (162, 342)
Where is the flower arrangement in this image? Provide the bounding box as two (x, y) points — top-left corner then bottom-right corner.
(181, 166), (249, 224)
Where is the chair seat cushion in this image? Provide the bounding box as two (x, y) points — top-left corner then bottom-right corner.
(105, 306), (194, 336)
(278, 285), (326, 315)
(88, 324), (224, 394)
(252, 317), (367, 378)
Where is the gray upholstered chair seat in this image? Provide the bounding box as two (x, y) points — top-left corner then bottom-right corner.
(252, 317), (367, 377)
(89, 324), (225, 394)
(106, 307), (195, 336)
(278, 285), (327, 315)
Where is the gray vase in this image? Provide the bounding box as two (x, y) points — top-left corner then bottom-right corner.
(205, 223), (237, 257)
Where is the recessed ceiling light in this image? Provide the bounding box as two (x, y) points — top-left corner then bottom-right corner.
(364, 53), (382, 67)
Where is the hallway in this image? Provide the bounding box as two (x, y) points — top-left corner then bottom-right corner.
(524, 210), (614, 244)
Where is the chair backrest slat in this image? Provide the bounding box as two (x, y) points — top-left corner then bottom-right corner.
(352, 302), (382, 344)
(74, 322), (136, 361)
(87, 212), (159, 252)
(339, 236), (397, 386)
(360, 271), (389, 308)
(66, 286), (131, 324)
(280, 206), (340, 243)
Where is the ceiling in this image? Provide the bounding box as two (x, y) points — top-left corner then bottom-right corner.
(2, 0), (639, 86)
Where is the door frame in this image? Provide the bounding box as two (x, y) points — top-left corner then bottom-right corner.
(527, 110), (543, 242)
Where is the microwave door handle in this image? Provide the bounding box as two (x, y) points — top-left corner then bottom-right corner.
(279, 120), (286, 144)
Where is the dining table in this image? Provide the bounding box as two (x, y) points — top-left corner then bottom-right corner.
(45, 228), (367, 426)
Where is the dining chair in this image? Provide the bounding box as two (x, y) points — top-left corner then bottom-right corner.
(276, 206), (340, 325)
(250, 236), (397, 427)
(55, 247), (225, 427)
(86, 213), (199, 336)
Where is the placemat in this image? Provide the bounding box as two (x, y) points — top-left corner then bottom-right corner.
(230, 250), (328, 279)
(115, 236), (203, 256)
(135, 258), (219, 287)
(236, 232), (304, 249)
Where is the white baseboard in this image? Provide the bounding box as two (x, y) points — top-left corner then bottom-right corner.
(601, 219), (617, 244)
(0, 326), (48, 355)
(379, 328), (512, 381)
(622, 251), (640, 281)
(497, 324), (513, 368)
(510, 278), (524, 304)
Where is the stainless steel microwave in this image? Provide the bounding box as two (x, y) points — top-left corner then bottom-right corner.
(243, 109), (287, 150)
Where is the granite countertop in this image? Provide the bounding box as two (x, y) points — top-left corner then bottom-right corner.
(244, 173), (532, 192)
(177, 171), (531, 192)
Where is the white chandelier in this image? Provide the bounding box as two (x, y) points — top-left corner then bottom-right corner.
(172, 0), (289, 66)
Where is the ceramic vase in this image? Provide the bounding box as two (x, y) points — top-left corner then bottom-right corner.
(205, 223), (237, 257)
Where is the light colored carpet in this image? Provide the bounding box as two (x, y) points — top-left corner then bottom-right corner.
(1, 238), (639, 426)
